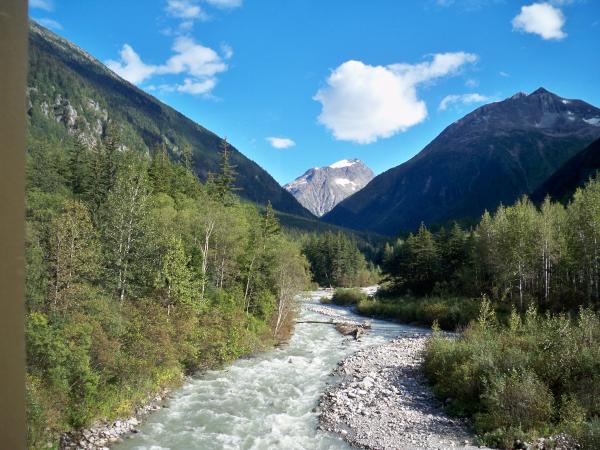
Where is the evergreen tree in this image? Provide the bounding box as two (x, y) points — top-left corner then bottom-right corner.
(49, 200), (99, 310)
(148, 143), (173, 195)
(66, 138), (90, 196)
(213, 139), (238, 204)
(155, 236), (198, 313)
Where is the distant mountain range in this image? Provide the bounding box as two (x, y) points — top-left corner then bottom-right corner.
(28, 22), (600, 236)
(27, 21), (313, 218)
(532, 137), (600, 203)
(284, 159), (374, 216)
(323, 88), (600, 235)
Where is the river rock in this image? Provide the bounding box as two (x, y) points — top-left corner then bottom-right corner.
(318, 334), (491, 450)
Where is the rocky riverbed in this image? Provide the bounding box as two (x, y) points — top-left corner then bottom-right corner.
(59, 389), (171, 449)
(318, 325), (488, 450)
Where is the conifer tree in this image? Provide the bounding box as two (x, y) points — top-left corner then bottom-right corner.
(213, 139), (238, 204)
(148, 143), (173, 194)
(49, 200), (99, 310)
(155, 236), (197, 314)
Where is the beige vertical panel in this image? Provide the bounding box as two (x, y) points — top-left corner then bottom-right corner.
(0, 0), (27, 448)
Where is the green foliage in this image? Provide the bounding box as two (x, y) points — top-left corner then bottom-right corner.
(356, 296), (481, 331)
(382, 176), (600, 313)
(323, 288), (369, 306)
(423, 304), (600, 448)
(24, 129), (308, 447)
(301, 231), (379, 287)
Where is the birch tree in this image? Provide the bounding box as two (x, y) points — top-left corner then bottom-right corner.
(101, 155), (150, 301)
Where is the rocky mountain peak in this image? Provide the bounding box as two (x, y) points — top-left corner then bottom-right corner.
(530, 87), (551, 96)
(284, 159), (374, 217)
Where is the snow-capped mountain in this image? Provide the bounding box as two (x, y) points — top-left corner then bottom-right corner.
(284, 159), (374, 217)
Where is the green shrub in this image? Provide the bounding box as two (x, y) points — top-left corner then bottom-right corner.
(580, 418), (600, 450)
(475, 370), (553, 432)
(330, 288), (368, 306)
(424, 304), (600, 448)
(356, 296), (481, 331)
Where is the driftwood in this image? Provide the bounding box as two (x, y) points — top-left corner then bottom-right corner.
(296, 319), (371, 340)
(335, 323), (371, 339)
(296, 320), (335, 325)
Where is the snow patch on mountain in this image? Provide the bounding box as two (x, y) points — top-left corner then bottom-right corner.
(583, 117), (600, 126)
(329, 159), (357, 169)
(284, 159), (374, 216)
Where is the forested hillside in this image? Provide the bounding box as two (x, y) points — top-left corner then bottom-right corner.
(24, 124), (309, 448)
(532, 137), (600, 203)
(27, 21), (312, 218)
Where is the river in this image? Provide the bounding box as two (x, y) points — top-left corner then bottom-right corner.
(113, 289), (417, 450)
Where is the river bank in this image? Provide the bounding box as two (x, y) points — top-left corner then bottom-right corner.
(110, 288), (403, 449)
(318, 328), (487, 449)
(59, 388), (170, 450)
(73, 288), (487, 450)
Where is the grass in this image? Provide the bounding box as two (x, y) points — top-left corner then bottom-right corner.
(320, 288), (368, 306)
(423, 301), (600, 449)
(355, 296), (484, 331)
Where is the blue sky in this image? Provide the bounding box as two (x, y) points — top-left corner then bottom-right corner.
(30, 0), (600, 185)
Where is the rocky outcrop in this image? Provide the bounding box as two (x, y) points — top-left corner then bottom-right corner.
(284, 159), (374, 216)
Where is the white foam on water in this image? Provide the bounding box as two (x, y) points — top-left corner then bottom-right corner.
(113, 289), (414, 450)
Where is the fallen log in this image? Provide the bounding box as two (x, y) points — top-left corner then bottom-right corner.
(296, 319), (371, 340)
(295, 320), (335, 325)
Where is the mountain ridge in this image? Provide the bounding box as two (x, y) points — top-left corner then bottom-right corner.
(532, 137), (600, 203)
(27, 21), (314, 218)
(323, 88), (600, 235)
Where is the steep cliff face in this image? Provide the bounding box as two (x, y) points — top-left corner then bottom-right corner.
(284, 159), (374, 216)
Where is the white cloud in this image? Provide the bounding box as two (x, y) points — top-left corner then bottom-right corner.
(266, 137), (296, 149)
(159, 36), (227, 77)
(499, 71), (510, 77)
(166, 0), (207, 19)
(204, 0), (243, 8)
(34, 17), (62, 30)
(220, 43), (234, 59)
(177, 78), (217, 94)
(512, 3), (567, 40)
(165, 0), (242, 29)
(106, 37), (229, 96)
(106, 44), (157, 84)
(465, 78), (479, 88)
(439, 93), (491, 111)
(314, 52), (478, 144)
(30, 0), (53, 11)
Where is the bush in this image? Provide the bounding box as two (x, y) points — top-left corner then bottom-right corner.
(356, 296), (481, 331)
(475, 370), (553, 432)
(424, 304), (600, 448)
(580, 418), (600, 450)
(330, 288), (368, 306)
